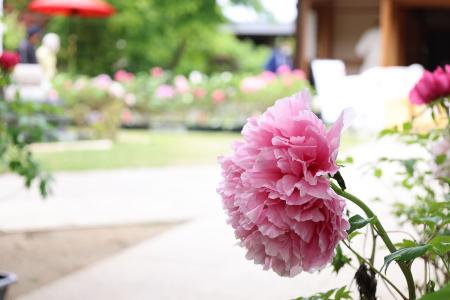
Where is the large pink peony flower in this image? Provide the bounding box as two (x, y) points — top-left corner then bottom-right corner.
(409, 65), (450, 105)
(217, 91), (350, 277)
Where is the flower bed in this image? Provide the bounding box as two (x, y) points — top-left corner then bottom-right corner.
(53, 66), (312, 136)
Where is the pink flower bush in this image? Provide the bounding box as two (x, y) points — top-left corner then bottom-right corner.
(93, 74), (112, 90)
(151, 67), (164, 78)
(409, 65), (450, 105)
(175, 75), (190, 94)
(218, 91), (349, 277)
(114, 70), (134, 82)
(193, 87), (206, 99)
(212, 89), (226, 104)
(277, 64), (291, 75)
(155, 84), (175, 100)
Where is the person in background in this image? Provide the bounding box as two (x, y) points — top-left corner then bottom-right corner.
(18, 25), (41, 64)
(265, 40), (293, 73)
(37, 33), (60, 79)
(355, 22), (381, 73)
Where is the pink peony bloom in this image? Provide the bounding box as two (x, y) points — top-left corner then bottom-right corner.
(409, 65), (450, 105)
(212, 89), (226, 104)
(155, 84), (175, 99)
(150, 67), (164, 78)
(175, 75), (190, 94)
(114, 70), (134, 82)
(217, 91), (350, 277)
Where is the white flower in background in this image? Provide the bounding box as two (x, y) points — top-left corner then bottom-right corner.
(189, 70), (203, 84)
(430, 135), (450, 178)
(108, 82), (125, 99)
(124, 93), (137, 106)
(175, 75), (190, 94)
(220, 71), (232, 82)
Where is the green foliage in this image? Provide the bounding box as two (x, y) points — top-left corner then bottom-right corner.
(2, 10), (26, 51)
(46, 0), (269, 75)
(332, 244), (352, 274)
(293, 286), (352, 300)
(0, 99), (56, 198)
(382, 245), (432, 273)
(347, 215), (375, 234)
(418, 282), (450, 300)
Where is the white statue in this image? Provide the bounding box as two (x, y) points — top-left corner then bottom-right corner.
(36, 32), (60, 79)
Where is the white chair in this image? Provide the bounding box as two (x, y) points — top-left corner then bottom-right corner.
(5, 64), (51, 102)
(311, 59), (347, 123)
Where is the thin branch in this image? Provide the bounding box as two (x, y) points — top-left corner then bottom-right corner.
(342, 240), (408, 300)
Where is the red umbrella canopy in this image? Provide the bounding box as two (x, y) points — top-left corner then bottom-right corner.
(28, 0), (115, 18)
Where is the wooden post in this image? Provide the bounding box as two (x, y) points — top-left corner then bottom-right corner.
(294, 0), (312, 73)
(380, 0), (402, 66)
(316, 1), (333, 59)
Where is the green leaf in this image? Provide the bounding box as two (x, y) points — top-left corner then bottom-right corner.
(348, 231), (363, 241)
(332, 244), (351, 274)
(292, 286), (351, 300)
(435, 154), (447, 165)
(402, 121), (412, 132)
(395, 239), (417, 249)
(378, 127), (398, 138)
(374, 168), (382, 178)
(347, 214), (375, 234)
(414, 216), (441, 228)
(430, 235), (450, 256)
(334, 286), (352, 300)
(382, 244), (432, 272)
(418, 283), (450, 300)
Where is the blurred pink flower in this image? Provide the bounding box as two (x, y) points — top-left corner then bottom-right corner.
(193, 87), (206, 99)
(277, 64), (291, 75)
(292, 69), (306, 80)
(175, 75), (190, 94)
(114, 70), (134, 82)
(151, 67), (164, 78)
(48, 89), (59, 102)
(212, 89), (225, 104)
(217, 91), (349, 277)
(240, 76), (266, 93)
(121, 109), (133, 124)
(409, 65), (450, 105)
(260, 71), (276, 83)
(93, 74), (112, 90)
(155, 84), (175, 99)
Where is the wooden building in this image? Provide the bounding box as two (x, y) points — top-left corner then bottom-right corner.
(295, 0), (450, 74)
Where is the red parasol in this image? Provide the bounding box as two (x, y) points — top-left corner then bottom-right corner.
(28, 0), (115, 18)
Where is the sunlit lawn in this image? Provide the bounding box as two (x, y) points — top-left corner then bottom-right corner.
(34, 130), (364, 172)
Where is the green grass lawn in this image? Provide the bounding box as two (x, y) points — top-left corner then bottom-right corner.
(34, 130), (364, 172)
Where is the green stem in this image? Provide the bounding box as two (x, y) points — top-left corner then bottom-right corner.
(331, 182), (416, 300)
